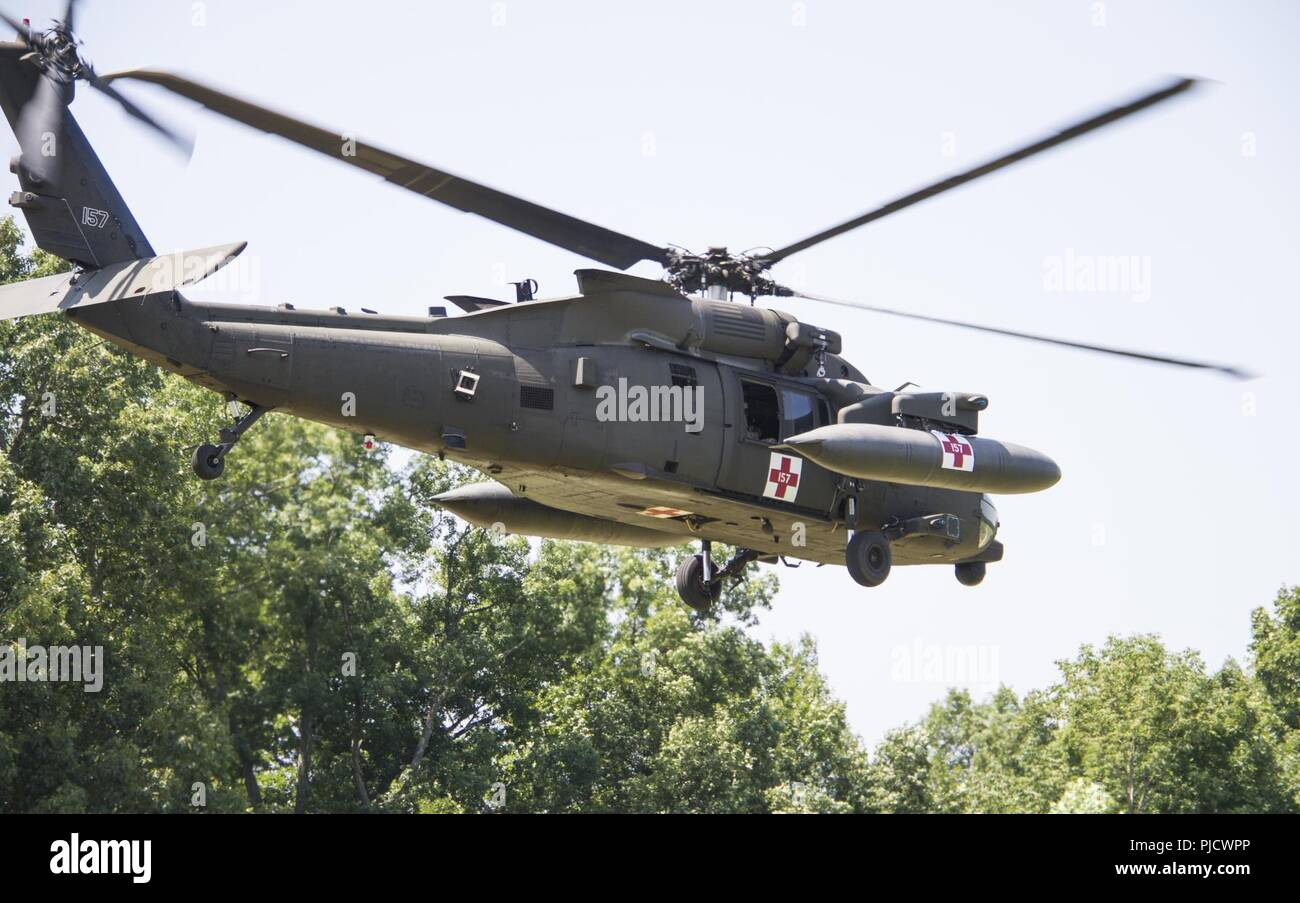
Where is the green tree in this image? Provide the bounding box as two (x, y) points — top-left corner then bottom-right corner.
(1251, 586), (1300, 729)
(501, 571), (873, 812)
(866, 630), (1297, 814)
(1050, 636), (1288, 813)
(1249, 586), (1300, 808)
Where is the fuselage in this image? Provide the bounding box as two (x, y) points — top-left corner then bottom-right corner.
(69, 269), (1004, 568)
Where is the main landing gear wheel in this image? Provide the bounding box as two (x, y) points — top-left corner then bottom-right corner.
(676, 554), (721, 612)
(846, 530), (891, 587)
(955, 561), (986, 586)
(191, 443), (226, 480)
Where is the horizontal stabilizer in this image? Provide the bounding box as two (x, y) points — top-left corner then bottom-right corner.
(0, 241), (247, 322)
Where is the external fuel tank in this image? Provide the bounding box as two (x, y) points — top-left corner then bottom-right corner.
(781, 423), (1060, 494)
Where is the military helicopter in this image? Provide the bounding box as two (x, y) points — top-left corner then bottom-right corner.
(0, 5), (1244, 608)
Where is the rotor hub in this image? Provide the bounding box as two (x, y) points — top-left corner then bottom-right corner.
(663, 247), (789, 299)
(29, 24), (86, 84)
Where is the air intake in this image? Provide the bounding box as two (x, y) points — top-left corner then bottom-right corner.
(519, 385), (554, 410)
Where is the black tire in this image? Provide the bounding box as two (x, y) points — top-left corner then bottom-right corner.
(846, 531), (891, 587)
(191, 443), (226, 480)
(675, 554), (721, 611)
(955, 561), (986, 587)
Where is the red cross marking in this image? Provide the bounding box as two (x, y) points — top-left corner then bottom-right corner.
(940, 434), (972, 468)
(768, 456), (800, 499)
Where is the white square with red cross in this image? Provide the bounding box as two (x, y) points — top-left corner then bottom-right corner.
(764, 452), (803, 502)
(931, 430), (975, 472)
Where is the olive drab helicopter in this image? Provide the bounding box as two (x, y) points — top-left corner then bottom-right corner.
(0, 4), (1245, 609)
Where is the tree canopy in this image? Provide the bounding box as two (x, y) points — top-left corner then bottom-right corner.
(1, 218), (1295, 813)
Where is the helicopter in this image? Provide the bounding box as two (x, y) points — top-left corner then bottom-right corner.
(0, 4), (1245, 609)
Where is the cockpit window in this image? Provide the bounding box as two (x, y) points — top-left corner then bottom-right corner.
(741, 380), (780, 443)
(781, 389), (818, 437)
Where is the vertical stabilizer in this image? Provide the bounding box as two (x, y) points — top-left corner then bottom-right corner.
(0, 41), (153, 266)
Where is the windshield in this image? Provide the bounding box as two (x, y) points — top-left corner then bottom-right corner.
(978, 496), (999, 548)
(781, 389), (818, 436)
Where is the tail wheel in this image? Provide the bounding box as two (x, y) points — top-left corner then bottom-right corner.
(955, 561), (986, 586)
(846, 531), (891, 587)
(675, 554), (721, 611)
(191, 443), (225, 480)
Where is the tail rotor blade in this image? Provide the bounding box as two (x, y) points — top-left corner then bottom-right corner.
(0, 10), (31, 44)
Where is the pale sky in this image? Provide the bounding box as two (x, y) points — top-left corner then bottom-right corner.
(15, 0), (1298, 743)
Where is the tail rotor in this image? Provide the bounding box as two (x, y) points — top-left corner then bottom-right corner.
(1, 0), (190, 186)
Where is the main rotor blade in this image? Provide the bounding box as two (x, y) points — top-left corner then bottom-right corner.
(764, 78), (1200, 265)
(105, 68), (670, 271)
(84, 70), (193, 157)
(789, 289), (1251, 379)
(61, 0), (76, 33)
